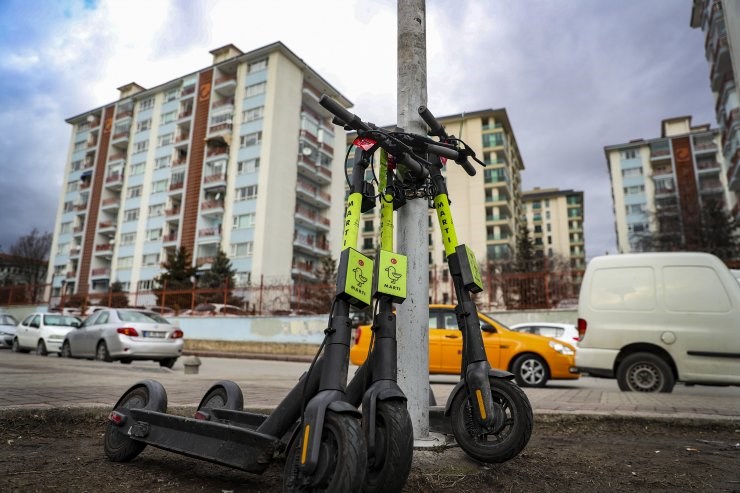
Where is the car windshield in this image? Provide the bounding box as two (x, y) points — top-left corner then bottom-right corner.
(1, 314), (18, 325)
(484, 313), (510, 330)
(140, 312), (170, 324)
(117, 310), (166, 323)
(43, 315), (80, 327)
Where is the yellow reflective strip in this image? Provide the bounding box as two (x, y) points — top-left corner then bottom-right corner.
(342, 193), (363, 250)
(300, 424), (310, 464)
(380, 194), (393, 251)
(434, 194), (458, 256)
(475, 389), (487, 420)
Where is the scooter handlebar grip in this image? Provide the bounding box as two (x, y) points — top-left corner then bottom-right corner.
(418, 105), (447, 138)
(400, 153), (429, 181)
(320, 95), (366, 131)
(426, 143), (460, 161)
(458, 159), (477, 176)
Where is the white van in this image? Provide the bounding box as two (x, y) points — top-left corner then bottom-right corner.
(576, 252), (740, 393)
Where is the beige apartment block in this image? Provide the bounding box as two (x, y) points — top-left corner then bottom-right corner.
(521, 188), (585, 269)
(47, 42), (350, 301)
(605, 116), (731, 253)
(691, 0), (740, 218)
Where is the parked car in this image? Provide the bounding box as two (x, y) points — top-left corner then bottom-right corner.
(180, 303), (247, 317)
(61, 308), (183, 368)
(350, 304), (579, 387)
(510, 322), (580, 346)
(576, 252), (740, 393)
(12, 313), (81, 355)
(0, 314), (19, 348)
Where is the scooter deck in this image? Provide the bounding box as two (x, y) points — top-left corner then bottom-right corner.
(124, 408), (279, 474)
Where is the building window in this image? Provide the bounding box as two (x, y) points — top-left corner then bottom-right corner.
(126, 185), (142, 199)
(237, 158), (260, 174)
(233, 213), (256, 229)
(142, 253), (160, 266)
(247, 58), (268, 73)
(152, 179), (168, 193)
(145, 228), (162, 242)
(137, 279), (153, 291)
(622, 149), (639, 159)
(66, 181), (78, 193)
(148, 204), (165, 217)
(245, 82), (266, 97)
(130, 162), (145, 175)
(235, 185), (258, 201)
(60, 222), (72, 234)
(158, 133), (174, 147)
(625, 203), (646, 215)
(134, 141), (149, 154)
(482, 132), (504, 147)
(240, 132), (262, 147)
(117, 256), (133, 269)
(621, 167), (643, 177)
(123, 209), (140, 222)
(73, 141), (86, 152)
(155, 156), (171, 169)
(57, 242), (69, 255)
(231, 242), (253, 257)
(164, 88), (178, 102)
(160, 111), (176, 125)
(242, 106), (264, 122)
(120, 232), (136, 245)
(623, 185), (645, 195)
(136, 119), (151, 133)
(139, 98), (154, 111)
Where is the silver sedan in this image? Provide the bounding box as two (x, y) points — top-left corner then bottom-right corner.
(61, 308), (183, 368)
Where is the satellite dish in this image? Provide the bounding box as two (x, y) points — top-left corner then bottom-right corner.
(302, 147), (312, 156)
(215, 193), (221, 200)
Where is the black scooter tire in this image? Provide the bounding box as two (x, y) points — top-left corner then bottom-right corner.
(283, 411), (367, 492)
(196, 380), (244, 413)
(104, 380), (168, 462)
(450, 378), (533, 463)
(363, 400), (413, 493)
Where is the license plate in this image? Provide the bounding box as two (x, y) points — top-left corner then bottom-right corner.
(144, 331), (166, 338)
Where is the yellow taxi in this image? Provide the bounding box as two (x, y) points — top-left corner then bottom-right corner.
(350, 304), (579, 387)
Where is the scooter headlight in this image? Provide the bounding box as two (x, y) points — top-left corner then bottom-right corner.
(549, 340), (574, 356)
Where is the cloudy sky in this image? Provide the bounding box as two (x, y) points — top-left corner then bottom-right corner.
(0, 0), (715, 259)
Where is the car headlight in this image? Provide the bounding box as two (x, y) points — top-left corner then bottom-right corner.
(549, 340), (574, 356)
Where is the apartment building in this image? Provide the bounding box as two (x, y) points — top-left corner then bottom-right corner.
(347, 109), (525, 303)
(521, 188), (585, 269)
(691, 0), (740, 218)
(47, 42), (350, 298)
(605, 116), (733, 253)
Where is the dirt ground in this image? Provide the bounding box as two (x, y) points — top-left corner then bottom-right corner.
(1, 408), (739, 492)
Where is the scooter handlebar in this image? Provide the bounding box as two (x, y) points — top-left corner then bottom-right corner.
(418, 105), (447, 138)
(399, 153), (429, 181)
(457, 158), (477, 176)
(320, 95), (368, 132)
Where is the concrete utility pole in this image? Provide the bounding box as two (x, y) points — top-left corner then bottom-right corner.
(396, 0), (430, 440)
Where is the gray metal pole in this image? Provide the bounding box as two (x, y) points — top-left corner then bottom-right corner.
(396, 0), (430, 440)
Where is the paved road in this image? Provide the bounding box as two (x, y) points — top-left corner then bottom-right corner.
(2, 350), (739, 420)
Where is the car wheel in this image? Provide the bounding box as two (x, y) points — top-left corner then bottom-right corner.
(11, 338), (29, 354)
(617, 352), (675, 393)
(120, 359), (132, 365)
(512, 354), (549, 388)
(36, 340), (48, 356)
(61, 341), (73, 358)
(96, 341), (113, 363)
(159, 357), (177, 369)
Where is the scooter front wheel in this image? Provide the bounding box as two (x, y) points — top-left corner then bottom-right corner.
(363, 400), (413, 493)
(283, 411), (367, 492)
(104, 380), (168, 462)
(450, 378), (533, 463)
(196, 380), (244, 414)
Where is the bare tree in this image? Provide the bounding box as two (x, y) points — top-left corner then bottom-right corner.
(8, 229), (52, 304)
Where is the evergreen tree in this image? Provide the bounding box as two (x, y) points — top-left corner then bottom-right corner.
(108, 281), (130, 308)
(514, 222), (538, 272)
(154, 247), (196, 310)
(197, 248), (239, 305)
(700, 200), (740, 262)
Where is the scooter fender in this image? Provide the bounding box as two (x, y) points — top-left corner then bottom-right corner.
(443, 368), (515, 417)
(299, 389), (361, 475)
(361, 380), (407, 459)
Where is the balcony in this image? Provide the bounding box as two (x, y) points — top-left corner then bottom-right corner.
(293, 233), (330, 256)
(296, 181), (331, 209)
(649, 148), (671, 160)
(177, 109), (193, 121)
(168, 181), (184, 193)
(111, 130), (130, 148)
(115, 110), (133, 121)
(651, 165), (673, 177)
(196, 256), (214, 267)
(297, 156), (332, 185)
(165, 208), (181, 217)
(74, 203), (88, 213)
(91, 268), (111, 278)
(722, 108), (740, 144)
(292, 261), (318, 281)
(197, 227), (221, 243)
(66, 271), (77, 279)
(181, 85), (195, 98)
(108, 153), (126, 164)
(73, 226), (84, 236)
(98, 221), (116, 233)
(101, 197), (120, 210)
(200, 200), (224, 216)
(486, 214), (511, 226)
(94, 244), (114, 256)
(696, 160), (720, 173)
(105, 173), (124, 189)
(710, 35), (731, 91)
(162, 233), (178, 244)
(728, 150), (740, 190)
(69, 247), (80, 258)
(208, 122), (233, 139)
(693, 140), (717, 154)
(699, 180), (724, 195)
(203, 173), (227, 189)
(206, 146), (229, 159)
(295, 206), (330, 232)
(211, 98), (234, 112)
(213, 74), (237, 96)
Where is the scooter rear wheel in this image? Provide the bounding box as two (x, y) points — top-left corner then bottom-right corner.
(196, 380), (244, 414)
(104, 380), (168, 462)
(450, 378), (533, 463)
(363, 400), (413, 493)
(283, 411), (367, 492)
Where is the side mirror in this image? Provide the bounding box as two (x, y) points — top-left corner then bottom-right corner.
(71, 321), (80, 328)
(481, 323), (496, 333)
(30, 322), (40, 329)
